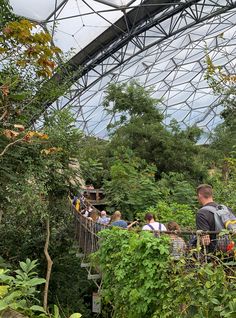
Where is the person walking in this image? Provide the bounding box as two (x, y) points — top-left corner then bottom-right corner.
(196, 184), (236, 252)
(142, 213), (166, 233)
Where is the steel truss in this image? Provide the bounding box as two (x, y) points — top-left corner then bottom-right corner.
(42, 0), (236, 139)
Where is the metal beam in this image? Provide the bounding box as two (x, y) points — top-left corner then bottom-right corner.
(59, 0), (236, 110)
(30, 0), (236, 130)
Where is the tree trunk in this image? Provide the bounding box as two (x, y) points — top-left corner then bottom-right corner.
(0, 209), (3, 224)
(222, 160), (229, 182)
(43, 218), (53, 312)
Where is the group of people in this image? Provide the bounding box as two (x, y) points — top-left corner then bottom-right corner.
(73, 184), (236, 255)
(142, 184), (236, 254)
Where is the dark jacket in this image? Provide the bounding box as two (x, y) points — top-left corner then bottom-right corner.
(196, 202), (218, 252)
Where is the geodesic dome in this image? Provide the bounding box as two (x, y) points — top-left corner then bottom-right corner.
(9, 0), (236, 140)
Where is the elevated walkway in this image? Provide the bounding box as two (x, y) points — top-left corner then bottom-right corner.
(74, 208), (236, 259)
(82, 189), (106, 206)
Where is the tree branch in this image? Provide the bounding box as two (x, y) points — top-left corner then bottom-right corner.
(0, 209), (3, 224)
(0, 109), (8, 121)
(43, 218), (53, 313)
(0, 137), (25, 157)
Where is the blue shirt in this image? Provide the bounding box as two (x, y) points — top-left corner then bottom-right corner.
(98, 216), (110, 225)
(111, 220), (128, 229)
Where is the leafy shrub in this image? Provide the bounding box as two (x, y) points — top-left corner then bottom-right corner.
(156, 172), (197, 207)
(0, 258), (83, 318)
(104, 155), (162, 218)
(208, 157), (236, 211)
(92, 229), (236, 318)
(0, 259), (46, 314)
(136, 200), (195, 229)
(92, 228), (171, 318)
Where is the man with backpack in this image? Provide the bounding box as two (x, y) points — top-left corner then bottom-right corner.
(142, 213), (167, 235)
(196, 184), (236, 252)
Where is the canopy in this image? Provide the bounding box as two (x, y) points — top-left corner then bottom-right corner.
(9, 0), (236, 140)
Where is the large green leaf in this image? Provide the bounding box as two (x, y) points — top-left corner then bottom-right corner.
(27, 278), (46, 286)
(69, 313), (82, 318)
(0, 285), (8, 297)
(30, 305), (47, 313)
(0, 300), (8, 311)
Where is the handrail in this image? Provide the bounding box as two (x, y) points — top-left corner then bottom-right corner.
(73, 207), (236, 258)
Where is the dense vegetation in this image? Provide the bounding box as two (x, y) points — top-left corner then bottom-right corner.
(0, 1), (236, 317)
(92, 229), (236, 318)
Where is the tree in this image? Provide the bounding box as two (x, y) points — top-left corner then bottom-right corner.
(103, 80), (163, 131)
(78, 136), (108, 188)
(205, 51), (236, 123)
(103, 81), (205, 179)
(0, 3), (92, 316)
(0, 0), (17, 27)
(104, 148), (161, 218)
(204, 44), (236, 184)
(0, 18), (63, 126)
(92, 229), (236, 318)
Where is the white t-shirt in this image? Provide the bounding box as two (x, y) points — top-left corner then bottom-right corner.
(142, 222), (167, 231)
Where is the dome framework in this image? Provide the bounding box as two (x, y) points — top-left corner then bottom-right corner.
(10, 0), (236, 139)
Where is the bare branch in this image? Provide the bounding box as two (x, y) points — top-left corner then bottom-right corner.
(0, 137), (25, 157)
(0, 110), (8, 121)
(0, 209), (3, 224)
(43, 218), (53, 313)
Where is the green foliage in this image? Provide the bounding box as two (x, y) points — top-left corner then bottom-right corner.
(1, 8), (236, 318)
(80, 158), (104, 187)
(0, 5), (90, 316)
(156, 261), (236, 318)
(0, 108), (83, 218)
(103, 80), (163, 130)
(208, 156), (236, 211)
(137, 200), (195, 229)
(48, 246), (93, 317)
(0, 108), (90, 315)
(69, 314), (82, 318)
(92, 229), (236, 318)
(205, 49), (236, 122)
(0, 0), (17, 27)
(209, 119), (236, 160)
(156, 121), (205, 179)
(103, 82), (206, 180)
(42, 109), (83, 193)
(78, 136), (109, 187)
(0, 259), (46, 314)
(0, 2), (67, 126)
(104, 151), (161, 218)
(104, 150), (197, 224)
(0, 259), (84, 318)
(156, 172), (197, 206)
(92, 229), (171, 318)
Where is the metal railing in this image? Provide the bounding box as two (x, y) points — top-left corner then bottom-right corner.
(74, 212), (107, 254)
(74, 210), (236, 263)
